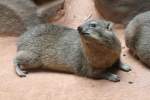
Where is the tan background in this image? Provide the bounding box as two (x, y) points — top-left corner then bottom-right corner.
(0, 0), (150, 100)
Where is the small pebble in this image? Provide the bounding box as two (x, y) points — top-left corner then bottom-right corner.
(123, 54), (126, 56)
(128, 81), (134, 84)
(122, 46), (126, 49)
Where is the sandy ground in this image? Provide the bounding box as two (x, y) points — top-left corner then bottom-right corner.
(0, 0), (150, 100)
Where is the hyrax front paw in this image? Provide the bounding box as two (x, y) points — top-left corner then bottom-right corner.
(120, 63), (131, 72)
(101, 72), (120, 82)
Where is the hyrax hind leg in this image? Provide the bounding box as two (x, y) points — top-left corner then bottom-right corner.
(14, 51), (41, 77)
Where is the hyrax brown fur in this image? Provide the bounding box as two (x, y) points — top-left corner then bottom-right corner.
(125, 11), (150, 67)
(14, 20), (131, 82)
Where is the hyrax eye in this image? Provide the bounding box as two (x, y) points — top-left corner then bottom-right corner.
(83, 32), (90, 35)
(89, 23), (96, 28)
(106, 24), (110, 29)
(106, 23), (113, 31)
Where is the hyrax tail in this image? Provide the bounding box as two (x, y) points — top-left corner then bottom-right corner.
(14, 50), (41, 77)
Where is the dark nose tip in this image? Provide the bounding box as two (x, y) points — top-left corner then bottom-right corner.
(77, 26), (83, 32)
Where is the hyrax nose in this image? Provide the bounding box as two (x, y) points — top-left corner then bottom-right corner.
(77, 26), (83, 33)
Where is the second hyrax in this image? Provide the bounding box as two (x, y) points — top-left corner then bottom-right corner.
(14, 20), (131, 82)
(125, 11), (150, 67)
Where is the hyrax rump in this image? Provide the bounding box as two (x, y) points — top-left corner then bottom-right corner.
(14, 20), (131, 82)
(125, 11), (150, 67)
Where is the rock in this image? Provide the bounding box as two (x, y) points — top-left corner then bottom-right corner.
(95, 0), (150, 25)
(0, 0), (65, 35)
(0, 0), (40, 35)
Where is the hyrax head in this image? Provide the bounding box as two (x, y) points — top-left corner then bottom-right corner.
(77, 20), (115, 44)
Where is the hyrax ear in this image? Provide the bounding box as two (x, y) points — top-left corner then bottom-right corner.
(107, 22), (114, 31)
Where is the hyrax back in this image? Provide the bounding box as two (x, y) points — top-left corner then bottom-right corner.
(15, 20), (130, 82)
(15, 24), (81, 73)
(125, 11), (150, 67)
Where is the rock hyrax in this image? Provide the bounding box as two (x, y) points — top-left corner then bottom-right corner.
(14, 20), (131, 82)
(125, 11), (150, 67)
